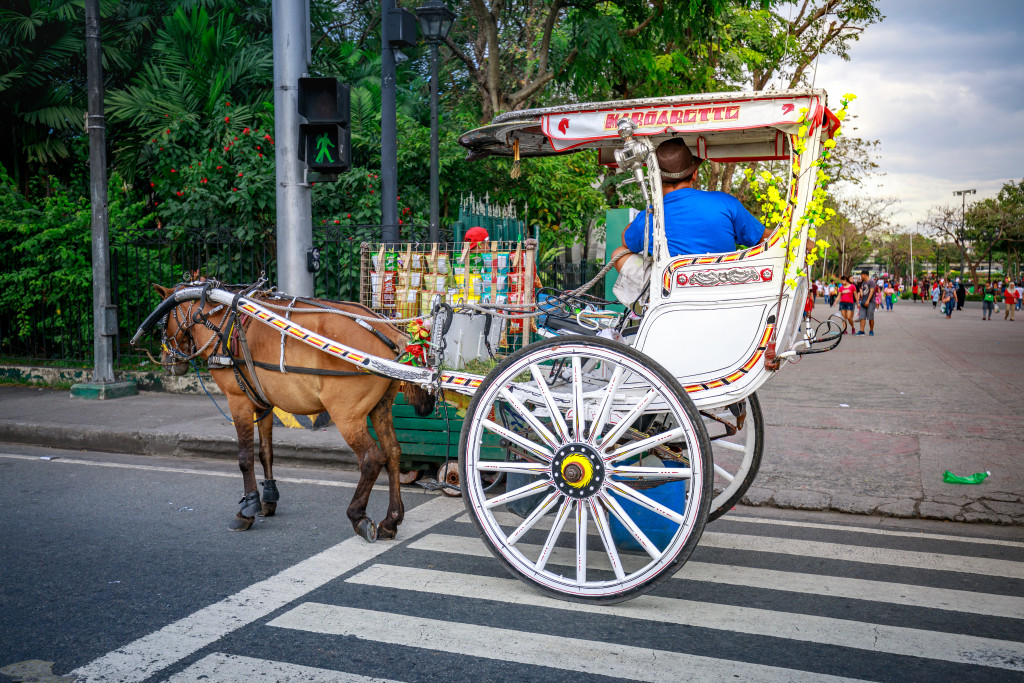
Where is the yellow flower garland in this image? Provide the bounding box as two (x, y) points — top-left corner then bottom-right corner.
(743, 93), (856, 288)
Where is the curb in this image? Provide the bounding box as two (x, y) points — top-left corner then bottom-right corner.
(0, 421), (358, 468)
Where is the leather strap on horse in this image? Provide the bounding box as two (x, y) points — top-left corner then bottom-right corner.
(247, 358), (368, 377)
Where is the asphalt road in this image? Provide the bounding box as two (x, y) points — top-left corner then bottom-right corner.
(2, 443), (1022, 683)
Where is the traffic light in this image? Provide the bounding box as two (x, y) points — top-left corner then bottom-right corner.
(298, 77), (351, 173)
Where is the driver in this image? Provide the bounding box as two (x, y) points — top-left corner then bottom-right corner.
(610, 138), (770, 296)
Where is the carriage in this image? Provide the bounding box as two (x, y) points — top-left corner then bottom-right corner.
(133, 88), (846, 604)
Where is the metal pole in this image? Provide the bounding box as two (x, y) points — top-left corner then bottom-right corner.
(428, 39), (440, 243)
(380, 0), (399, 243)
(273, 0), (314, 296)
(84, 0), (115, 383)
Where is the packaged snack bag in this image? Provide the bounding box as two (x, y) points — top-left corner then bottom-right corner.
(410, 252), (423, 271)
(436, 253), (450, 274)
(481, 253), (494, 271)
(396, 288), (418, 318)
(496, 251), (510, 273)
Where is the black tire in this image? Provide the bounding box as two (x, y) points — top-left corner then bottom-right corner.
(707, 392), (764, 522)
(458, 334), (713, 605)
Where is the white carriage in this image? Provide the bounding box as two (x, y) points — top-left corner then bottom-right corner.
(132, 88), (844, 604)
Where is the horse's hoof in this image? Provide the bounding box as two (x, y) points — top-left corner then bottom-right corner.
(259, 501), (277, 517)
(377, 522), (397, 540)
(229, 513), (255, 531)
(355, 518), (377, 543)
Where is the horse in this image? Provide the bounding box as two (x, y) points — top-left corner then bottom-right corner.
(151, 283), (435, 540)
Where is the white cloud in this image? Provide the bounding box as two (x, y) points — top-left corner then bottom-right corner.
(812, 0), (1024, 227)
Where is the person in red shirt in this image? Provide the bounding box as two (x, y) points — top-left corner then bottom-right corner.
(911, 281), (920, 303)
(1004, 281), (1018, 321)
(837, 274), (857, 333)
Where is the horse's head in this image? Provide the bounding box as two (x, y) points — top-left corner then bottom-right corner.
(402, 382), (437, 417)
(152, 283), (198, 376)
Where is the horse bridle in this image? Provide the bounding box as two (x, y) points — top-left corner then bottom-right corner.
(154, 292), (229, 366)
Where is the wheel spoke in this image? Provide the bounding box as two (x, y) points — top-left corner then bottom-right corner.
(588, 498), (626, 581)
(600, 492), (662, 560)
(605, 426), (688, 464)
(713, 439), (746, 452)
(571, 356), (585, 441)
(507, 491), (562, 545)
(597, 389), (657, 451)
(536, 498), (573, 571)
(530, 363), (570, 443)
(713, 463), (736, 482)
(482, 418), (553, 463)
(499, 387), (560, 450)
(587, 366), (623, 444)
(484, 478), (551, 509)
(575, 500), (588, 585)
(607, 480), (687, 526)
(609, 465), (692, 479)
(475, 461), (551, 475)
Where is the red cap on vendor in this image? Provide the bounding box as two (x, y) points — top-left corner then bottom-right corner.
(464, 226), (489, 248)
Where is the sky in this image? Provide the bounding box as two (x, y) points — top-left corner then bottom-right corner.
(812, 0), (1024, 230)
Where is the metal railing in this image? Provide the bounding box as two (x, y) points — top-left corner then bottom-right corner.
(0, 224), (436, 368)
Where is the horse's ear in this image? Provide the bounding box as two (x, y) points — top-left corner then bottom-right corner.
(153, 284), (172, 299)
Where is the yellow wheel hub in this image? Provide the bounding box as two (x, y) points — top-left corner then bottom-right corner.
(560, 454), (594, 488)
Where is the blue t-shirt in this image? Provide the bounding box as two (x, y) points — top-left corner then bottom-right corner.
(624, 188), (766, 256)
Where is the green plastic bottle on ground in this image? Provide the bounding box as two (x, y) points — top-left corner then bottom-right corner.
(942, 470), (991, 485)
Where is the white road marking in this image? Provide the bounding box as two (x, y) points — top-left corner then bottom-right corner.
(409, 533), (1024, 619)
(346, 564), (1024, 672)
(457, 510), (1024, 579)
(0, 452), (397, 492)
(269, 603), (867, 683)
(721, 514), (1024, 549)
(68, 497), (462, 683)
(162, 653), (401, 683)
(699, 531), (1024, 580)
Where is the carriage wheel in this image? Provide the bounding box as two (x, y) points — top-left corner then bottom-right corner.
(436, 461), (462, 497)
(458, 335), (712, 604)
(703, 393), (764, 522)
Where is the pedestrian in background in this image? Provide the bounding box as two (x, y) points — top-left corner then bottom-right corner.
(956, 280), (966, 311)
(1016, 282), (1023, 312)
(942, 283), (955, 319)
(838, 275), (856, 333)
(982, 282), (996, 320)
(911, 281), (920, 302)
(856, 270), (878, 336)
(885, 282), (896, 311)
(1004, 281), (1018, 321)
(931, 282), (941, 308)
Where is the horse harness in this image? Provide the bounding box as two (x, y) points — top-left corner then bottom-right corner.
(169, 287), (404, 411)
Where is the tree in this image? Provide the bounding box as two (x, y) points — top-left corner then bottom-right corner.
(922, 202), (1003, 284)
(818, 194), (895, 275)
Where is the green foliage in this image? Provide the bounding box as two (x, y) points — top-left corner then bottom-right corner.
(147, 102), (277, 237)
(0, 162), (148, 358)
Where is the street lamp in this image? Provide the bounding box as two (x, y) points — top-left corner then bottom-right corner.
(416, 0), (456, 243)
(953, 188), (975, 280)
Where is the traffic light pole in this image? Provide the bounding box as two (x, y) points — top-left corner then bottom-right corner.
(273, 0), (314, 296)
(381, 0), (400, 243)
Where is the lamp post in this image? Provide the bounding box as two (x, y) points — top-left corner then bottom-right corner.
(416, 0), (456, 244)
(953, 188), (975, 278)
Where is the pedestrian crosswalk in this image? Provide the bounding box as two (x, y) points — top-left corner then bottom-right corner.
(75, 499), (1024, 683)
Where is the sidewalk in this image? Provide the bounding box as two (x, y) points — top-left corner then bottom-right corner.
(0, 297), (1020, 525)
(0, 387), (357, 466)
(754, 297), (1023, 525)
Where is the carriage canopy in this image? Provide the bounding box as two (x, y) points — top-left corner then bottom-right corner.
(458, 89), (840, 166)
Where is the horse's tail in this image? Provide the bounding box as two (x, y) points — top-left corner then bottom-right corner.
(402, 381), (436, 417)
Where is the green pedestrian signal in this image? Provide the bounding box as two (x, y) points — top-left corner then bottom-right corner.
(300, 123), (350, 172)
(297, 78), (351, 174)
(315, 133), (335, 163)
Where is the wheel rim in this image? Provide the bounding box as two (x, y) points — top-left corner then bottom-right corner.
(703, 398), (759, 515)
(461, 341), (706, 599)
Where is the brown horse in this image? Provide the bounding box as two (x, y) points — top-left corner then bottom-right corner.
(152, 283), (434, 540)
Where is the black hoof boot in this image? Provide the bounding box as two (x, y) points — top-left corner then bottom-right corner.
(260, 480), (279, 517)
(355, 518), (377, 543)
(229, 491), (260, 531)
